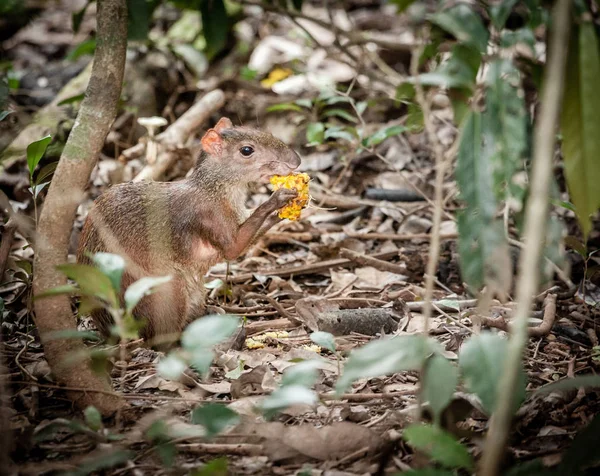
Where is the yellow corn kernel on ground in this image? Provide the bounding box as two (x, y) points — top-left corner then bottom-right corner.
(270, 173), (310, 220)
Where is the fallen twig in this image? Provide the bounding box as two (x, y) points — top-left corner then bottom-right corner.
(339, 248), (406, 275)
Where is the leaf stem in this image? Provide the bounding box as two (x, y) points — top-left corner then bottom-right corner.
(479, 1), (573, 474)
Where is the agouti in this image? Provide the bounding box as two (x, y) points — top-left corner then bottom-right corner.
(77, 117), (301, 342)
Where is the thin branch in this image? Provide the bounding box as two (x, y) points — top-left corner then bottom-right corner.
(479, 1), (573, 474)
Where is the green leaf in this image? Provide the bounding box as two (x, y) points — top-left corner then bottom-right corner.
(156, 441), (177, 467)
(430, 4), (489, 53)
(199, 0), (229, 59)
(535, 374), (600, 395)
(324, 126), (356, 142)
(336, 335), (436, 394)
(45, 329), (101, 342)
(58, 93), (85, 106)
(306, 122), (325, 146)
(181, 314), (239, 350)
(191, 457), (228, 476)
(423, 355), (458, 424)
(261, 385), (318, 418)
(63, 450), (134, 476)
(557, 412), (600, 474)
(281, 359), (321, 388)
(189, 349), (215, 376)
(191, 404), (240, 438)
(84, 406), (103, 431)
(322, 108), (358, 123)
(400, 470), (455, 476)
(390, 0), (418, 13)
(310, 331), (336, 353)
(157, 353), (188, 380)
(364, 125), (407, 147)
(489, 0), (519, 29)
(459, 333), (526, 415)
(72, 0), (93, 33)
(66, 39), (96, 61)
(30, 182), (49, 199)
(124, 275), (172, 313)
(35, 161), (57, 185)
(295, 98), (313, 108)
(403, 424), (474, 471)
(483, 59), (528, 201)
(127, 0), (150, 41)
(26, 135), (52, 178)
(266, 103), (303, 113)
(456, 111), (510, 290)
(560, 22), (600, 239)
(92, 253), (125, 292)
(414, 45), (481, 90)
(501, 28), (536, 53)
(0, 111), (12, 122)
(56, 263), (118, 308)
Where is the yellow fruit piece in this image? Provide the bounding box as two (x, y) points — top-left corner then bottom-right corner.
(260, 68), (293, 88)
(270, 173), (310, 221)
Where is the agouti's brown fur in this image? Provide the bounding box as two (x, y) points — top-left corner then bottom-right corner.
(77, 117), (301, 342)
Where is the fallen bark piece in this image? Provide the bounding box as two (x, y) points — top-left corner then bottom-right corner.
(295, 297), (405, 335)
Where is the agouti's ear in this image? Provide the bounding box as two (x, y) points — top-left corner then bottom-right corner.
(201, 129), (224, 156)
(214, 117), (233, 132)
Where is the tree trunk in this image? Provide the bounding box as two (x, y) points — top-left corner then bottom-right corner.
(32, 0), (128, 415)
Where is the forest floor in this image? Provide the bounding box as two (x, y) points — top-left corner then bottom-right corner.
(2, 1), (600, 475)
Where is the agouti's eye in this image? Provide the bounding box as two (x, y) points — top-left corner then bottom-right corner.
(240, 146), (254, 157)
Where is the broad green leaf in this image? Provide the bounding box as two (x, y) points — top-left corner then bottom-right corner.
(56, 263), (118, 308)
(535, 374), (600, 395)
(156, 442), (177, 468)
(483, 59), (527, 201)
(489, 0), (519, 29)
(414, 45), (481, 90)
(192, 458), (228, 476)
(204, 278), (224, 290)
(66, 39), (96, 61)
(0, 110), (12, 121)
(189, 349), (215, 376)
(35, 284), (79, 299)
(456, 111), (510, 290)
(57, 93), (85, 106)
(390, 0), (418, 13)
(266, 103), (303, 113)
(72, 0), (93, 33)
(191, 404), (240, 438)
(92, 253), (125, 292)
(560, 23), (600, 239)
(35, 161), (57, 185)
(63, 449), (134, 476)
(501, 28), (536, 54)
(45, 329), (101, 342)
(26, 135), (52, 178)
(322, 108), (358, 123)
(84, 406), (102, 431)
(306, 122), (325, 146)
(403, 424), (474, 470)
(400, 470), (454, 476)
(324, 126), (356, 142)
(124, 275), (172, 313)
(261, 385), (318, 418)
(423, 355), (458, 424)
(157, 353), (188, 380)
(459, 333), (526, 415)
(127, 0), (150, 41)
(295, 98), (313, 108)
(281, 359), (321, 388)
(364, 125), (407, 147)
(557, 412), (600, 474)
(181, 314), (239, 350)
(430, 4), (489, 53)
(310, 331), (336, 353)
(336, 335), (436, 394)
(199, 0), (229, 59)
(30, 182), (49, 199)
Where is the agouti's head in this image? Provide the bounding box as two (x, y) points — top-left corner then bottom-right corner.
(199, 117), (301, 183)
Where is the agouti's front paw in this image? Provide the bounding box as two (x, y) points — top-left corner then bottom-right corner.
(270, 187), (299, 209)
